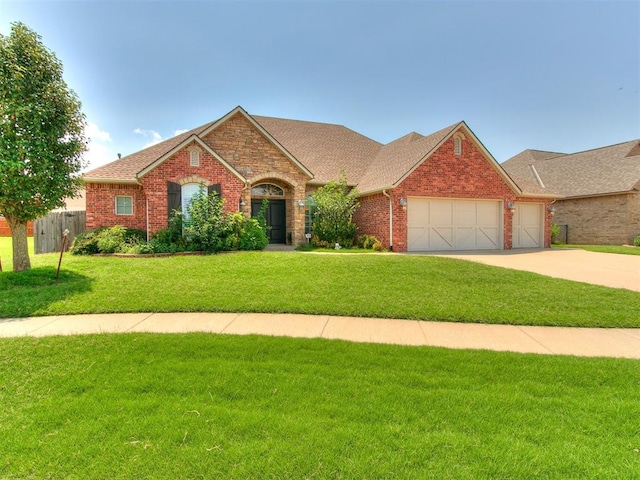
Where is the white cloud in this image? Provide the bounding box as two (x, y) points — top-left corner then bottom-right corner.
(83, 122), (116, 171)
(86, 122), (111, 142)
(174, 129), (188, 136)
(134, 128), (163, 148)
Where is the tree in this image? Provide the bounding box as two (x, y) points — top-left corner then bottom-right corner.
(312, 174), (359, 247)
(0, 22), (87, 271)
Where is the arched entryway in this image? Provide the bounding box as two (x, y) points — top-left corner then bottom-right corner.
(251, 182), (287, 244)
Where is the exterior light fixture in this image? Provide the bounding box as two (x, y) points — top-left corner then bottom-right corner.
(507, 202), (516, 213)
(297, 199), (305, 208)
(399, 197), (408, 211)
(239, 198), (246, 208)
(547, 205), (556, 216)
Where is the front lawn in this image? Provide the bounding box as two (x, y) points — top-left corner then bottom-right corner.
(1, 334), (638, 479)
(553, 243), (640, 255)
(0, 237), (639, 327)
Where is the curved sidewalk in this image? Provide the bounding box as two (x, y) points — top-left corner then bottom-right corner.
(1, 312), (639, 359)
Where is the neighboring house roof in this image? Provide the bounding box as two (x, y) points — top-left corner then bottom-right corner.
(502, 140), (640, 198)
(83, 106), (549, 197)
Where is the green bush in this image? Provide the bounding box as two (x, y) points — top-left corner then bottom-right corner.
(633, 235), (640, 247)
(150, 213), (187, 253)
(311, 174), (359, 247)
(70, 226), (146, 255)
(183, 187), (230, 253)
(70, 228), (106, 255)
(550, 223), (561, 244)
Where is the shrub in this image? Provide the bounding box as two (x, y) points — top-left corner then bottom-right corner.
(183, 187), (230, 253)
(357, 234), (380, 249)
(150, 213), (187, 253)
(550, 223), (561, 244)
(70, 227), (106, 255)
(70, 226), (147, 255)
(311, 174), (359, 247)
(373, 241), (386, 252)
(633, 235), (640, 247)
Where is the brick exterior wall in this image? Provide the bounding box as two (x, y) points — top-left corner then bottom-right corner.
(356, 133), (552, 251)
(0, 218), (34, 237)
(352, 193), (391, 247)
(553, 192), (640, 244)
(139, 146), (245, 234)
(85, 183), (146, 232)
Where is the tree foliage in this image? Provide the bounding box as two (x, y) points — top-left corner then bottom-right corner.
(312, 174), (359, 247)
(0, 22), (87, 271)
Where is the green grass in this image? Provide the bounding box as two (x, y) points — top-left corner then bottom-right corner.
(553, 243), (640, 255)
(1, 333), (638, 479)
(1, 238), (639, 327)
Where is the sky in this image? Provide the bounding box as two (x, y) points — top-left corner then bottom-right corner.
(1, 0), (638, 172)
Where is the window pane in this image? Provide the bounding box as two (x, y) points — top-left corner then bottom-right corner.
(251, 183), (284, 196)
(116, 196), (133, 215)
(182, 183), (202, 219)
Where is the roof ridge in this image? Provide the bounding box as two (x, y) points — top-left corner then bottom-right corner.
(555, 139), (640, 158)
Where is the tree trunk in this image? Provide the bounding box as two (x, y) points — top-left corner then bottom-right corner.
(7, 216), (31, 272)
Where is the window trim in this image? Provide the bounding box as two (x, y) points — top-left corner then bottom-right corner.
(453, 136), (462, 156)
(189, 149), (200, 167)
(115, 195), (133, 215)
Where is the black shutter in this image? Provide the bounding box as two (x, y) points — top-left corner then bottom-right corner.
(208, 183), (221, 196)
(167, 181), (182, 222)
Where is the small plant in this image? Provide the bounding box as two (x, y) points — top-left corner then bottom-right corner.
(633, 235), (640, 247)
(150, 213), (187, 253)
(357, 234), (380, 249)
(550, 223), (561, 244)
(372, 241), (386, 252)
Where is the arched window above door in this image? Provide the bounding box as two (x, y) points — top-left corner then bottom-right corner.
(251, 183), (285, 196)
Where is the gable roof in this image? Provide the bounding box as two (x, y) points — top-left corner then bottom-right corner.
(502, 140), (640, 198)
(83, 122), (215, 183)
(83, 106), (551, 197)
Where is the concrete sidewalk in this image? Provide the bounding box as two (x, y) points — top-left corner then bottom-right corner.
(1, 312), (639, 359)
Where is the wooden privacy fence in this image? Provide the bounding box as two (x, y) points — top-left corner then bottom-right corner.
(34, 210), (86, 254)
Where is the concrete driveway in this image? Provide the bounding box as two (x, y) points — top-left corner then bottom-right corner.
(426, 248), (640, 292)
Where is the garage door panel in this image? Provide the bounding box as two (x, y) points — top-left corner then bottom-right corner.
(478, 228), (500, 248)
(408, 198), (501, 251)
(429, 200), (453, 224)
(513, 203), (542, 248)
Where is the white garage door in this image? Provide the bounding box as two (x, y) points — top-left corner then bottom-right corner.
(513, 203), (543, 248)
(407, 198), (501, 251)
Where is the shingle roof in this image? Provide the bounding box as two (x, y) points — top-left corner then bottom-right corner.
(83, 107), (543, 197)
(503, 140), (640, 197)
(252, 116), (382, 185)
(83, 122), (215, 182)
(356, 124), (459, 193)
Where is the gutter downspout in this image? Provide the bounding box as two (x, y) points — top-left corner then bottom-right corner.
(146, 197), (149, 242)
(382, 189), (392, 250)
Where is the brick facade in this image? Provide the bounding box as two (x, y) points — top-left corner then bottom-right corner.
(553, 192), (640, 245)
(85, 113), (553, 250)
(86, 112), (311, 244)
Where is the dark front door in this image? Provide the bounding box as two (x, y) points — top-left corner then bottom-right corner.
(252, 199), (286, 244)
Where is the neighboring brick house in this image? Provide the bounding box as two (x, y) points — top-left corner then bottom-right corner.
(502, 140), (640, 245)
(83, 106), (557, 252)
